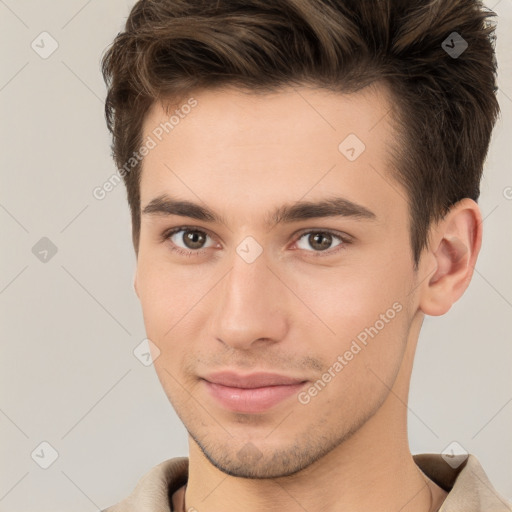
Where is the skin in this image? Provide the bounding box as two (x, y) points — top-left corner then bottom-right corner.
(134, 84), (481, 512)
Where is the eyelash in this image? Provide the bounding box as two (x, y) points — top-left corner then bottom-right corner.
(160, 226), (351, 258)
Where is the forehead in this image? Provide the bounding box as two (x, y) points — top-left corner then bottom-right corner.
(143, 83), (394, 150)
(139, 84), (403, 224)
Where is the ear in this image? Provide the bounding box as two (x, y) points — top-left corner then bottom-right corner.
(418, 198), (482, 316)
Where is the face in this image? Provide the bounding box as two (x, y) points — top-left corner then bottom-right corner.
(135, 84), (420, 478)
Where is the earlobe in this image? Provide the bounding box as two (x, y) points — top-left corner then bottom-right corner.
(419, 199), (482, 316)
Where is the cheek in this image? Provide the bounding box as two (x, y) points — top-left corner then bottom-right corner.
(136, 254), (205, 330)
(289, 263), (410, 381)
(293, 263), (406, 333)
(136, 256), (214, 389)
(297, 288), (409, 416)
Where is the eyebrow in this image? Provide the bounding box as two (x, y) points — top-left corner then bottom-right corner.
(142, 194), (376, 228)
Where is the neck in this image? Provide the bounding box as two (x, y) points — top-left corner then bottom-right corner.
(184, 313), (447, 512)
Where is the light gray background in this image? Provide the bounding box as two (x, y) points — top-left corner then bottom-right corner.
(0, 1), (511, 510)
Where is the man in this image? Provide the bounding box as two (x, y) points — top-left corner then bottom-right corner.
(100, 0), (511, 511)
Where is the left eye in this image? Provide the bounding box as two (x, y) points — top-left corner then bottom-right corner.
(294, 230), (345, 254)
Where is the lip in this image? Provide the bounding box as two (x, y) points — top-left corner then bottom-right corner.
(201, 371), (308, 414)
(202, 371), (306, 388)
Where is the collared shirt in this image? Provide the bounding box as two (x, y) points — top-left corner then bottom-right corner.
(102, 453), (512, 512)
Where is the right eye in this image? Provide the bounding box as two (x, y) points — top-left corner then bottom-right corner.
(162, 226), (217, 257)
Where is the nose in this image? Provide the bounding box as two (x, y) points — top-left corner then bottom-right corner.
(210, 249), (289, 351)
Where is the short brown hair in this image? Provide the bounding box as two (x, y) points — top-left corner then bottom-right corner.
(101, 0), (499, 265)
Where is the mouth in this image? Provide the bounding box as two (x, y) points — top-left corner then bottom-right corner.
(200, 371), (308, 413)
